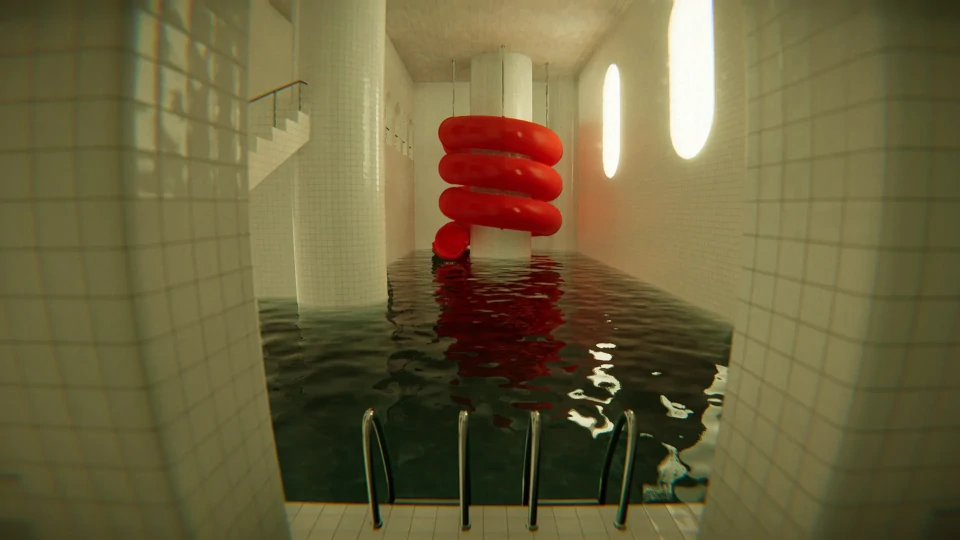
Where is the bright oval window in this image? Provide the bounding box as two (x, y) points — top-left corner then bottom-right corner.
(668, 0), (715, 159)
(602, 63), (621, 178)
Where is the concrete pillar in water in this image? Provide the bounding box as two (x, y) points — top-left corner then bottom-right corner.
(468, 50), (534, 260)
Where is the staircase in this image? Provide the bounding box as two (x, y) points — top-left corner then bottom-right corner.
(248, 80), (310, 191)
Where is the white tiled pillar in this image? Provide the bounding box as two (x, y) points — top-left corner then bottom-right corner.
(294, 0), (388, 308)
(700, 1), (960, 538)
(468, 51), (535, 260)
(0, 3), (288, 539)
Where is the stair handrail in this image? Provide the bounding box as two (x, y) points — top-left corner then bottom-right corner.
(361, 408), (396, 530)
(248, 79), (308, 127)
(596, 409), (638, 529)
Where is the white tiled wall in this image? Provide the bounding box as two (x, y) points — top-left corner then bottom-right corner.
(247, 0), (293, 104)
(247, 35), (414, 300)
(532, 74), (578, 253)
(248, 108), (309, 191)
(293, 0), (388, 309)
(249, 156), (298, 299)
(0, 2), (288, 538)
(413, 81), (472, 251)
(383, 37), (417, 264)
(413, 79), (578, 253)
(700, 1), (960, 538)
(576, 0), (746, 321)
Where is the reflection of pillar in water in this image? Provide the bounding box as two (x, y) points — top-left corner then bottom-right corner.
(433, 256), (566, 428)
(672, 364), (726, 502)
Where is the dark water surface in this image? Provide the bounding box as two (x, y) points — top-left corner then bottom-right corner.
(261, 251), (731, 505)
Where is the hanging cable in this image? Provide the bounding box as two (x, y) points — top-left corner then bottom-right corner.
(545, 63), (550, 128)
(500, 45), (505, 116)
(452, 59), (457, 117)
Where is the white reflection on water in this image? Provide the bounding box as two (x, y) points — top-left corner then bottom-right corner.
(596, 343), (616, 349)
(589, 350), (613, 361)
(643, 443), (689, 502)
(660, 395), (694, 419)
(567, 358), (623, 437)
(673, 364), (727, 501)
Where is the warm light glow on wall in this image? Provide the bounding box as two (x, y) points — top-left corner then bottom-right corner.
(602, 64), (621, 178)
(668, 0), (715, 159)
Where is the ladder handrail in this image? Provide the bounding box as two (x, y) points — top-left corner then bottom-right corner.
(361, 408), (396, 530)
(596, 409), (638, 529)
(458, 410), (471, 531)
(520, 410), (542, 531)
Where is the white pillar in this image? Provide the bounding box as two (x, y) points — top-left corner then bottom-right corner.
(469, 51), (534, 260)
(295, 0), (388, 308)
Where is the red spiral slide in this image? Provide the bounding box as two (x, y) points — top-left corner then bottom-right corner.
(432, 115), (564, 260)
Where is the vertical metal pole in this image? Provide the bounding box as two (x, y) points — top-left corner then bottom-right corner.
(545, 63), (550, 128)
(526, 411), (541, 531)
(500, 45), (505, 116)
(458, 410), (471, 531)
(452, 60), (457, 117)
(272, 92), (277, 127)
(362, 409), (383, 530)
(614, 410), (638, 529)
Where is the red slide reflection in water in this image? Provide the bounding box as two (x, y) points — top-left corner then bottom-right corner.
(433, 256), (566, 426)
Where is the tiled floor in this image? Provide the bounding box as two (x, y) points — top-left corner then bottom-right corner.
(285, 502), (703, 540)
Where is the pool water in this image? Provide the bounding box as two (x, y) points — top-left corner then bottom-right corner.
(261, 251), (731, 506)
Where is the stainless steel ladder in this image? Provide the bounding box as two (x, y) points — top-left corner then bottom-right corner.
(361, 408), (472, 531)
(521, 410), (543, 531)
(361, 409), (395, 529)
(362, 407), (640, 532)
(597, 409), (639, 529)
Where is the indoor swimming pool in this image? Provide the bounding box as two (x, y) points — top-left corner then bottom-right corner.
(261, 252), (731, 506)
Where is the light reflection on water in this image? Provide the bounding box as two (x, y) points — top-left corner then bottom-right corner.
(262, 251), (732, 504)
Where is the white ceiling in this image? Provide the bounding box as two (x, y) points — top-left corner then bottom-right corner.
(386, 0), (634, 82)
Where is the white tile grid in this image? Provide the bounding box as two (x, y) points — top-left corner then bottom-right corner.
(574, 0), (746, 322)
(249, 108), (310, 190)
(283, 503), (704, 540)
(293, 0), (389, 309)
(250, 155), (299, 299)
(0, 4), (186, 539)
(384, 132), (417, 264)
(123, 2), (290, 539)
(411, 82), (472, 250)
(247, 91), (305, 301)
(247, 33), (414, 298)
(700, 2), (960, 539)
(532, 76), (579, 253)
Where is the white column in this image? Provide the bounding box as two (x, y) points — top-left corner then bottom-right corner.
(295, 0), (388, 308)
(469, 51), (534, 260)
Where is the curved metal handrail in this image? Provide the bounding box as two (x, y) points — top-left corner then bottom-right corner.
(520, 410), (542, 531)
(362, 408), (396, 530)
(596, 409), (638, 529)
(458, 410), (471, 531)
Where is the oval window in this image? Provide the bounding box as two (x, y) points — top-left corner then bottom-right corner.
(602, 63), (621, 178)
(668, 0), (715, 159)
